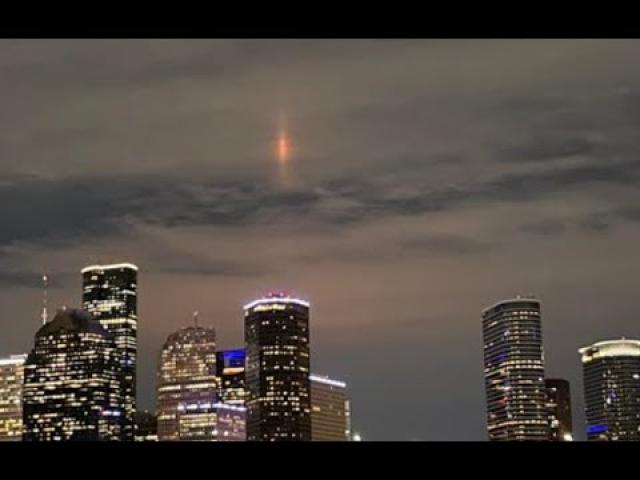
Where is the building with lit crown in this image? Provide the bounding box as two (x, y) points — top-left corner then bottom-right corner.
(579, 339), (640, 441)
(0, 354), (27, 441)
(482, 297), (549, 441)
(244, 293), (311, 441)
(23, 308), (123, 441)
(310, 374), (351, 441)
(156, 325), (217, 441)
(82, 262), (138, 440)
(545, 378), (573, 441)
(217, 348), (246, 406)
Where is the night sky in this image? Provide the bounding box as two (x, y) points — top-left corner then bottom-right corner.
(2, 40), (640, 440)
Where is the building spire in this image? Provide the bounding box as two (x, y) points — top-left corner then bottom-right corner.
(193, 311), (199, 328)
(41, 274), (48, 325)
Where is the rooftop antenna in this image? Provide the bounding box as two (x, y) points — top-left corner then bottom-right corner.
(193, 311), (199, 328)
(41, 274), (49, 325)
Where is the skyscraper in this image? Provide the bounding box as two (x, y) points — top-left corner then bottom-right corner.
(23, 308), (123, 441)
(82, 262), (138, 440)
(482, 297), (549, 441)
(156, 325), (217, 441)
(310, 374), (351, 441)
(545, 378), (573, 441)
(216, 403), (246, 441)
(0, 354), (27, 441)
(244, 293), (311, 441)
(579, 339), (640, 441)
(216, 348), (246, 406)
(134, 410), (158, 442)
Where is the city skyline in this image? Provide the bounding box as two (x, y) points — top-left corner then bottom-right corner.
(2, 40), (640, 439)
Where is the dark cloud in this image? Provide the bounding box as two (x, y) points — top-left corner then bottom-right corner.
(401, 234), (497, 255)
(576, 211), (614, 233)
(519, 219), (568, 236)
(501, 136), (599, 163)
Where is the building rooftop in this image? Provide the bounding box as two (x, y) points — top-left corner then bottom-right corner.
(243, 292), (310, 311)
(81, 262), (138, 274)
(579, 338), (640, 362)
(482, 296), (540, 314)
(36, 308), (108, 337)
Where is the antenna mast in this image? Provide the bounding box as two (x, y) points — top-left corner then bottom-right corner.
(193, 311), (199, 328)
(41, 274), (49, 325)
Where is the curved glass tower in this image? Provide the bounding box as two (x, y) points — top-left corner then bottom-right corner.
(579, 339), (640, 441)
(482, 297), (549, 441)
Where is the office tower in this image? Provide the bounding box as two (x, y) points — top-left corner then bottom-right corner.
(216, 348), (246, 406)
(82, 262), (138, 440)
(482, 297), (549, 441)
(216, 403), (246, 441)
(134, 410), (158, 441)
(579, 339), (640, 441)
(545, 378), (573, 441)
(244, 292), (311, 441)
(0, 354), (27, 441)
(156, 325), (217, 441)
(174, 402), (218, 441)
(23, 308), (123, 441)
(310, 374), (351, 441)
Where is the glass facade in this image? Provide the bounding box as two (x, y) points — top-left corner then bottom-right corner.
(156, 325), (217, 441)
(216, 349), (246, 406)
(244, 293), (311, 441)
(579, 339), (640, 441)
(545, 378), (573, 441)
(482, 297), (549, 441)
(216, 403), (246, 441)
(310, 374), (351, 441)
(23, 308), (123, 441)
(0, 354), (27, 441)
(82, 263), (138, 440)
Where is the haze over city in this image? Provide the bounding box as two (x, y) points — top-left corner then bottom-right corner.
(2, 39), (640, 440)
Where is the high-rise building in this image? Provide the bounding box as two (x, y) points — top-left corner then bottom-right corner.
(23, 308), (123, 441)
(579, 339), (640, 441)
(310, 374), (351, 441)
(175, 402), (218, 441)
(482, 297), (549, 441)
(156, 325), (217, 441)
(82, 262), (138, 440)
(0, 354), (27, 441)
(134, 410), (158, 441)
(216, 403), (246, 441)
(244, 292), (311, 441)
(545, 378), (573, 441)
(216, 348), (246, 406)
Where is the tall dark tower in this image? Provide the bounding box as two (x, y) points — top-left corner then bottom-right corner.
(82, 263), (138, 441)
(244, 293), (311, 441)
(23, 308), (123, 441)
(482, 297), (549, 441)
(579, 339), (640, 441)
(545, 378), (573, 441)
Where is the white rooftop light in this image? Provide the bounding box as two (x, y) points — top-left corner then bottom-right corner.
(81, 263), (139, 273)
(310, 374), (347, 389)
(243, 295), (310, 311)
(579, 338), (640, 363)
